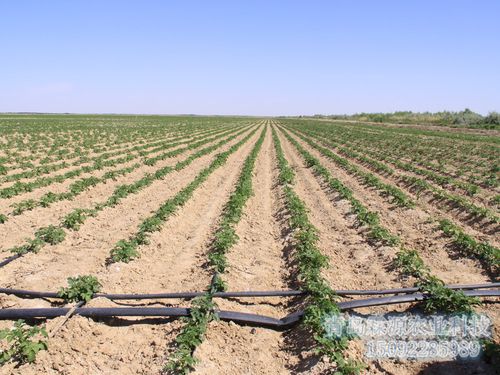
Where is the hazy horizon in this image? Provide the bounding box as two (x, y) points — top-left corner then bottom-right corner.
(1, 1), (499, 116)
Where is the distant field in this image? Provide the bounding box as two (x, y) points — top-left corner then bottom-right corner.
(0, 115), (498, 374)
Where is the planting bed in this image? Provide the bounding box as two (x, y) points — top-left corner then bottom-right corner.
(0, 115), (498, 374)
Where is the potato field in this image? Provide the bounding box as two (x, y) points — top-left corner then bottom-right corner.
(0, 115), (498, 374)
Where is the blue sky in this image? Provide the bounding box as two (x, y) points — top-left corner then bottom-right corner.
(1, 1), (499, 115)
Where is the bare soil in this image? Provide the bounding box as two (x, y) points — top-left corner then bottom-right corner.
(0, 121), (497, 375)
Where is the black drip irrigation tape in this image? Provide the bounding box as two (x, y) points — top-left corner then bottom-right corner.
(1, 282), (498, 301)
(0, 290), (498, 328)
(0, 288), (306, 300)
(0, 307), (302, 329)
(0, 254), (21, 268)
(335, 282), (500, 296)
(337, 289), (500, 310)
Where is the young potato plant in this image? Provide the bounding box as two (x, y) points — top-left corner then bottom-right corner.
(35, 225), (66, 245)
(11, 238), (44, 255)
(438, 218), (499, 272)
(57, 275), (102, 303)
(164, 294), (218, 374)
(6, 225), (66, 256)
(62, 208), (97, 230)
(0, 320), (48, 365)
(11, 199), (38, 216)
(110, 240), (140, 263)
(394, 248), (480, 313)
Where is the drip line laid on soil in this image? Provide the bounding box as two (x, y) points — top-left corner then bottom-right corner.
(1, 282), (498, 300)
(0, 290), (498, 328)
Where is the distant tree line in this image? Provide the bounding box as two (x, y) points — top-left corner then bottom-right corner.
(308, 109), (500, 129)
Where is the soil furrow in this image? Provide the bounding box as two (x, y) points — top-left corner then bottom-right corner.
(0, 128), (250, 253)
(193, 125), (299, 375)
(276, 127), (404, 292)
(295, 128), (499, 242)
(0, 126), (258, 297)
(0, 127), (236, 212)
(0, 124), (263, 375)
(282, 127), (492, 286)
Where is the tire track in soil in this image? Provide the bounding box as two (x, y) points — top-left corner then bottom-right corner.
(283, 128), (493, 286)
(0, 125), (258, 301)
(0, 125), (263, 375)
(0, 128), (248, 254)
(193, 125), (300, 375)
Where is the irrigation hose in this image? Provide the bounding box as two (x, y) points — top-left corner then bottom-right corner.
(0, 282), (498, 301)
(337, 289), (500, 309)
(0, 290), (497, 328)
(0, 254), (21, 268)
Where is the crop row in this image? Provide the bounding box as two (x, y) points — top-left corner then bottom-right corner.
(2, 125), (245, 218)
(0, 117), (252, 171)
(284, 126), (415, 208)
(0, 123), (227, 183)
(285, 123), (499, 225)
(0, 125), (256, 263)
(347, 120), (497, 167)
(272, 126), (364, 374)
(298, 119), (498, 188)
(0, 123), (172, 170)
(393, 248), (480, 313)
(293, 124), (482, 196)
(0, 124), (237, 196)
(437, 219), (499, 274)
(0, 128), (174, 177)
(63, 126), (254, 231)
(332, 133), (486, 196)
(166, 127), (266, 374)
(283, 125), (499, 275)
(280, 129), (399, 245)
(0, 121), (234, 184)
(108, 126), (260, 263)
(277, 124), (480, 314)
